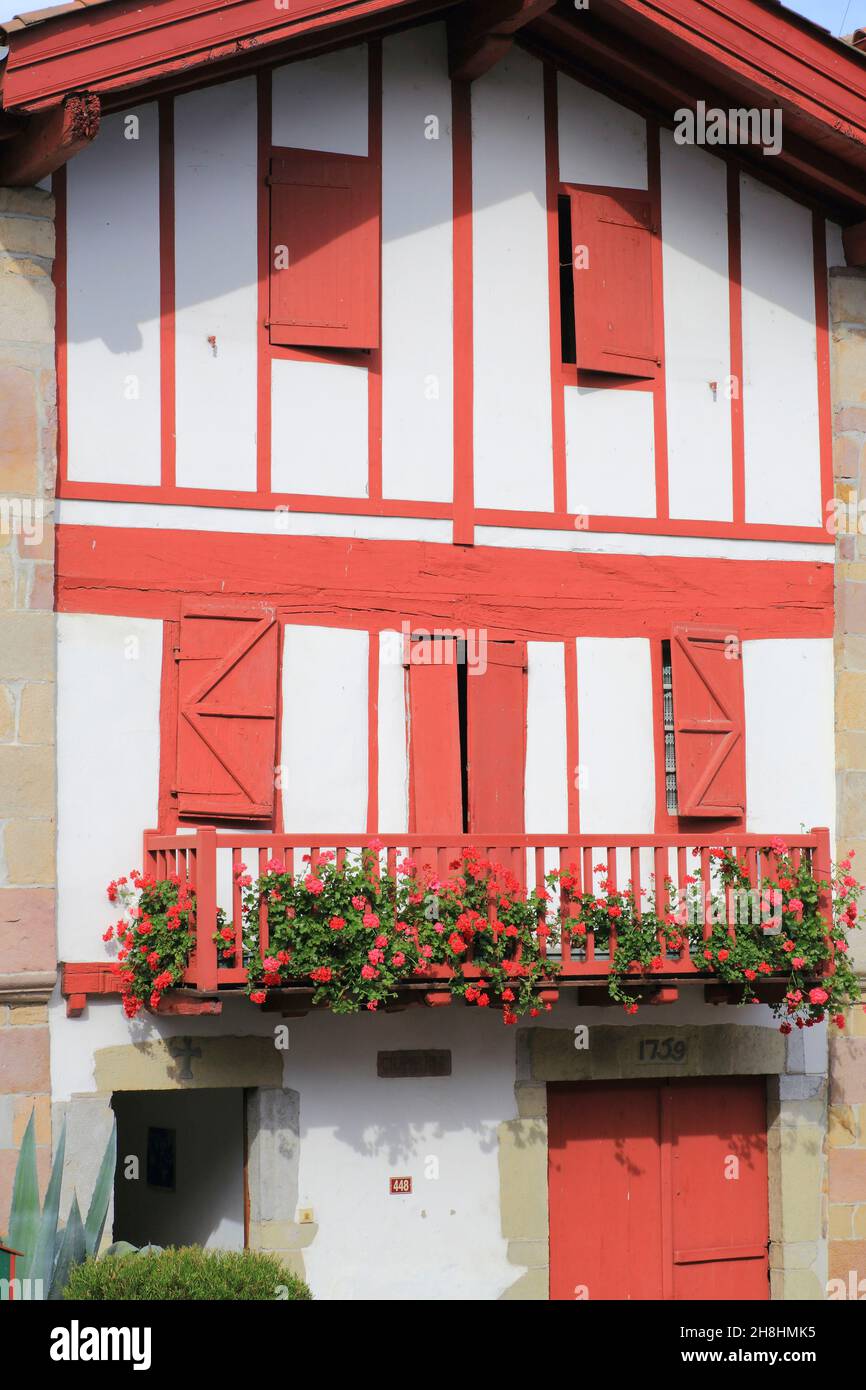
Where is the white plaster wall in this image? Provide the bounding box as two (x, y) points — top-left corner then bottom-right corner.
(472, 49), (553, 511)
(473, 522), (832, 562)
(743, 638), (835, 834)
(56, 614), (162, 960)
(48, 989), (786, 1297)
(281, 625), (369, 830)
(557, 73), (647, 189)
(740, 175), (821, 527)
(292, 1008), (515, 1299)
(271, 358), (368, 496)
(660, 133), (732, 522)
(576, 637), (655, 834)
(525, 641), (568, 834)
(381, 25), (453, 503)
(66, 106), (161, 485)
(377, 629), (409, 832)
(564, 386), (655, 517)
(174, 78), (258, 491)
(272, 45), (368, 155)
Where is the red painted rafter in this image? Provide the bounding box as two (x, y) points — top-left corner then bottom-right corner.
(447, 0), (556, 82)
(529, 8), (866, 216)
(595, 0), (866, 144)
(0, 90), (99, 184)
(0, 0), (452, 111)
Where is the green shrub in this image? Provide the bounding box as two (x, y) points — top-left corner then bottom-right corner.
(64, 1247), (312, 1301)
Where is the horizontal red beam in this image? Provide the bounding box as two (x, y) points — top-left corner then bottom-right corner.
(145, 830), (825, 850)
(55, 525), (834, 638)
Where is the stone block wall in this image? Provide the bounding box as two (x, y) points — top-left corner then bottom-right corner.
(0, 184), (57, 1227)
(830, 264), (866, 1294)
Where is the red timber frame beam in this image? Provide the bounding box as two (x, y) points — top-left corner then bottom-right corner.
(447, 0), (556, 82)
(0, 91), (100, 185)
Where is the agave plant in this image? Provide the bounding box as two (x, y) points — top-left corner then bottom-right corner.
(1, 1109), (116, 1300)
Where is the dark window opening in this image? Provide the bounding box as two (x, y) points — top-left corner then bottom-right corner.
(661, 640), (678, 815)
(558, 194), (576, 365)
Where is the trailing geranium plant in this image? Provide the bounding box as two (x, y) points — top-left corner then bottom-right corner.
(550, 839), (862, 1031)
(104, 871), (198, 1018)
(228, 843), (556, 1024)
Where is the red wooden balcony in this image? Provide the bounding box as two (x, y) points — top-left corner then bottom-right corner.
(62, 828), (835, 1015)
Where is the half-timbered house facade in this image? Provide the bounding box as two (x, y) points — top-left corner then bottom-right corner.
(2, 0), (866, 1300)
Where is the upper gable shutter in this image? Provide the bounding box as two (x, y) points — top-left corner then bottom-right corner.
(569, 188), (659, 378)
(670, 626), (746, 819)
(268, 148), (379, 350)
(467, 640), (527, 834)
(176, 604), (279, 821)
(406, 639), (462, 835)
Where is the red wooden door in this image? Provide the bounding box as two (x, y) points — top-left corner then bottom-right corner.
(548, 1077), (769, 1301)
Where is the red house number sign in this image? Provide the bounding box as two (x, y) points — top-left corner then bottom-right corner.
(389, 1176), (412, 1195)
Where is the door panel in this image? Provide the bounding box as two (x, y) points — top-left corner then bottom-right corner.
(668, 1079), (769, 1301)
(548, 1077), (769, 1301)
(548, 1082), (665, 1301)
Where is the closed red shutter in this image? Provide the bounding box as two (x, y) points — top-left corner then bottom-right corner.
(268, 148), (379, 350)
(467, 640), (527, 833)
(407, 640), (462, 835)
(569, 188), (659, 377)
(670, 625), (746, 819)
(176, 603), (279, 821)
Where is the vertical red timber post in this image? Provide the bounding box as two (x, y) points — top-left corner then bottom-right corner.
(194, 827), (218, 991)
(452, 79), (474, 546)
(367, 41), (384, 504)
(812, 826), (835, 979)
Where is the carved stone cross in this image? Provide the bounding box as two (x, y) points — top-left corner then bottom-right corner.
(168, 1036), (202, 1083)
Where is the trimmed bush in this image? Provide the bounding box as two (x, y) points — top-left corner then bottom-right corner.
(64, 1247), (312, 1301)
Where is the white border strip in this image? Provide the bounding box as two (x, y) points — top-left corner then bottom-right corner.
(55, 500), (834, 564)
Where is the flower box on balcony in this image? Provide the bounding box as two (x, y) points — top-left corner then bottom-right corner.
(60, 828), (862, 1033)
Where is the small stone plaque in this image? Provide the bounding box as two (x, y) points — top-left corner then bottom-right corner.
(377, 1049), (452, 1079)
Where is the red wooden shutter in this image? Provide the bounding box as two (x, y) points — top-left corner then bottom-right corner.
(569, 187), (659, 377)
(175, 604), (279, 821)
(268, 148), (379, 350)
(670, 625), (746, 819)
(407, 640), (462, 835)
(467, 640), (526, 834)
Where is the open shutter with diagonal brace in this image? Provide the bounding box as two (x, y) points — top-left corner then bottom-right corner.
(670, 625), (746, 819)
(175, 603), (279, 821)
